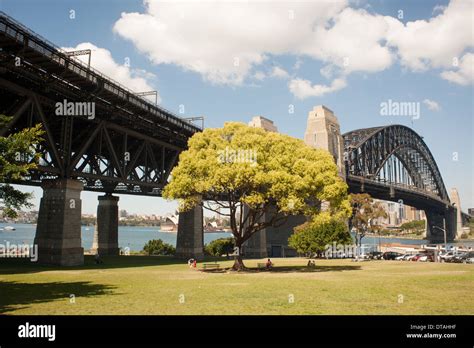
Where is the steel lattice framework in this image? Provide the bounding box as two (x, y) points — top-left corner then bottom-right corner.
(343, 125), (450, 205)
(0, 11), (201, 196)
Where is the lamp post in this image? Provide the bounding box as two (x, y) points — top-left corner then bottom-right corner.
(432, 218), (447, 251)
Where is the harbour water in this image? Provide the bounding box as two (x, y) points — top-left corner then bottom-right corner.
(0, 223), (472, 252)
(0, 223), (232, 252)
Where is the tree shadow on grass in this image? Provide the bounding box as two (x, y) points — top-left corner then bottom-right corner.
(0, 255), (210, 275)
(0, 280), (117, 314)
(245, 265), (362, 273)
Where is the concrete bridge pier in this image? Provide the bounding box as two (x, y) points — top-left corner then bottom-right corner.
(176, 205), (204, 260)
(450, 188), (464, 238)
(245, 229), (268, 258)
(91, 194), (120, 256)
(243, 205), (307, 258)
(34, 179), (84, 266)
(425, 209), (457, 243)
(243, 205), (268, 258)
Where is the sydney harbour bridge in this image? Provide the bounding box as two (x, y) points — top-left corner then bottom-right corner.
(0, 12), (469, 265)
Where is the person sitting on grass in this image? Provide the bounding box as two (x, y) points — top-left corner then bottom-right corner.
(307, 259), (316, 267)
(94, 252), (103, 265)
(192, 259), (197, 268)
(265, 258), (273, 270)
(188, 258), (195, 267)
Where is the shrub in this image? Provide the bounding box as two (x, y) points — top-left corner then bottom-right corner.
(143, 239), (175, 256)
(204, 237), (234, 257)
(289, 213), (351, 257)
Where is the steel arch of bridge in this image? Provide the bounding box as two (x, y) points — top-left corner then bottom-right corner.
(343, 125), (449, 204)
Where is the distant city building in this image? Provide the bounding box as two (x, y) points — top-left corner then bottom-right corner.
(398, 203), (405, 221)
(469, 208), (474, 217)
(248, 116), (278, 132)
(374, 199), (425, 227)
(0, 209), (39, 223)
(119, 209), (128, 218)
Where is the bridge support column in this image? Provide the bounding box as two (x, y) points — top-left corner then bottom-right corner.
(34, 179), (84, 266)
(242, 205), (267, 258)
(91, 194), (120, 256)
(245, 229), (267, 258)
(425, 209), (456, 243)
(450, 188), (464, 238)
(243, 205), (307, 258)
(445, 208), (457, 241)
(176, 205), (204, 260)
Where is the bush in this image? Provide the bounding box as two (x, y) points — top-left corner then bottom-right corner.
(400, 220), (425, 233)
(289, 214), (351, 257)
(204, 238), (234, 257)
(143, 239), (175, 256)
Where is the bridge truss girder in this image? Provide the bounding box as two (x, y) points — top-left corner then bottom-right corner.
(0, 80), (181, 196)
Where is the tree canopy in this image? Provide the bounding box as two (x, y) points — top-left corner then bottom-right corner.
(349, 193), (388, 246)
(163, 122), (350, 269)
(0, 115), (44, 218)
(289, 212), (351, 257)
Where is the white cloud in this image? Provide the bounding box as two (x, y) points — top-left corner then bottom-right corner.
(301, 7), (395, 74)
(293, 58), (303, 71)
(423, 99), (441, 111)
(289, 78), (347, 99)
(440, 53), (474, 86)
(113, 1), (347, 85)
(253, 71), (266, 81)
(111, 0), (474, 99)
(63, 42), (160, 103)
(252, 66), (289, 81)
(386, 0), (473, 71)
(432, 4), (447, 15)
(270, 66), (289, 79)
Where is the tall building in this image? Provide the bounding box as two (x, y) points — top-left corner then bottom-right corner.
(387, 202), (399, 226)
(399, 203), (405, 221)
(374, 199), (425, 227)
(248, 116), (278, 132)
(304, 105), (345, 179)
(403, 205), (425, 223)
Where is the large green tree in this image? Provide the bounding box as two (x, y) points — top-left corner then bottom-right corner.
(163, 122), (350, 270)
(0, 115), (43, 218)
(289, 213), (352, 257)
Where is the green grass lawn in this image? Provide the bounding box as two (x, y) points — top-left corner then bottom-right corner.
(1, 256), (473, 315)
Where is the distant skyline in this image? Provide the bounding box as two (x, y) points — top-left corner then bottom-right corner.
(2, 0), (473, 215)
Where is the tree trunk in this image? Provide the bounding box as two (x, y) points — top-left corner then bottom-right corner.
(232, 255), (246, 271)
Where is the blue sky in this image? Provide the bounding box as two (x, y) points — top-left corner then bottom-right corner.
(1, 0), (473, 215)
